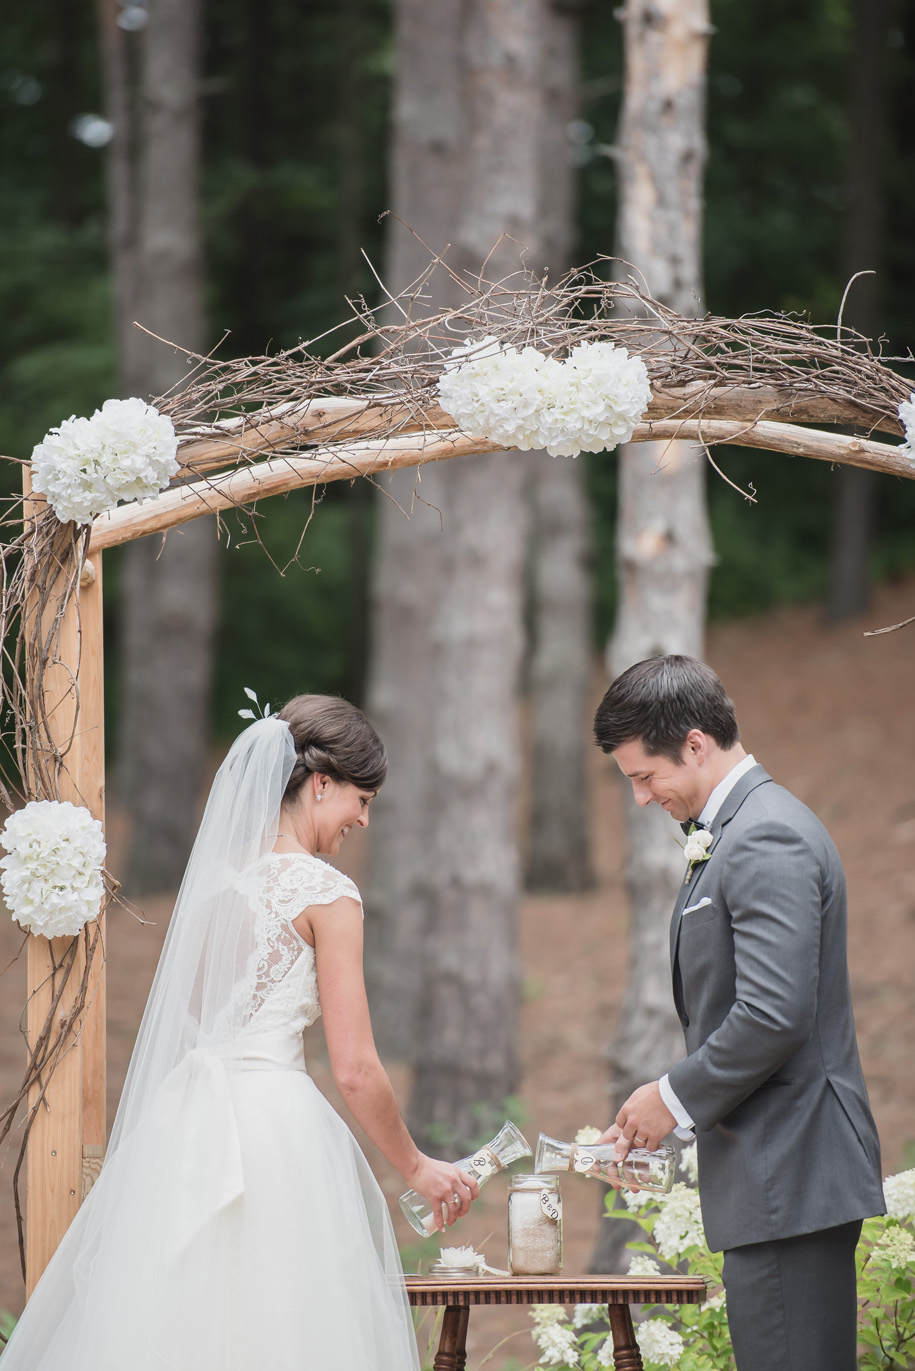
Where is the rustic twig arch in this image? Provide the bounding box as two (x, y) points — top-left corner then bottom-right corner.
(2, 264), (913, 1292)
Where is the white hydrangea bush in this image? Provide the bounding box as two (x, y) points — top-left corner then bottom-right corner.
(883, 1167), (915, 1221)
(651, 1182), (706, 1261)
(528, 1157), (915, 1371)
(438, 337), (652, 458)
(30, 397), (179, 525)
(627, 1253), (662, 1277)
(678, 1140), (699, 1185)
(1, 800), (106, 938)
(530, 1307), (580, 1368)
(871, 1225), (915, 1270)
(636, 1319), (686, 1368)
(571, 1304), (609, 1328)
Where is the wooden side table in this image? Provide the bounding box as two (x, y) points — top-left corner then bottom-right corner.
(405, 1274), (707, 1371)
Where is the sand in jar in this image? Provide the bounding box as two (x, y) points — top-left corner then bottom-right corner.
(507, 1173), (562, 1275)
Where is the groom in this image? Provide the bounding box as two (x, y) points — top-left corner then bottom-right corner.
(593, 655), (884, 1371)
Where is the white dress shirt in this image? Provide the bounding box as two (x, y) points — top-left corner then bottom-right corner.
(659, 754), (757, 1137)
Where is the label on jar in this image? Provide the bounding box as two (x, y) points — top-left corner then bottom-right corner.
(539, 1188), (562, 1222)
(573, 1149), (597, 1174)
(465, 1148), (499, 1181)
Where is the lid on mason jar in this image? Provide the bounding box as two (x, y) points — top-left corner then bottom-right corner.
(429, 1259), (479, 1277)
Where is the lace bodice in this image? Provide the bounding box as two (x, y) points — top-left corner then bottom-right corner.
(231, 851), (362, 1037)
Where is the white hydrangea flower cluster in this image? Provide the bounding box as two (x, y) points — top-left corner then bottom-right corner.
(596, 1335), (617, 1367)
(31, 397), (179, 526)
(530, 1307), (580, 1368)
(438, 336), (652, 459)
(627, 1253), (662, 1277)
(571, 1303), (608, 1328)
(636, 1318), (685, 1367)
(651, 1183), (706, 1260)
(678, 1141), (699, 1185)
(1, 800), (106, 938)
(574, 1125), (603, 1145)
(898, 394), (915, 464)
(872, 1226), (915, 1269)
(883, 1168), (915, 1220)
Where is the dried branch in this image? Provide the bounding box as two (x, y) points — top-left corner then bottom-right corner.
(153, 266), (912, 485)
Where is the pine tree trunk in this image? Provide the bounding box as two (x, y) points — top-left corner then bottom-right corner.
(525, 1), (594, 895)
(526, 449), (594, 891)
(591, 0), (712, 1271)
(362, 0), (467, 1058)
(407, 451), (527, 1152)
(106, 0), (219, 893)
(405, 0), (542, 1153)
(826, 0), (890, 623)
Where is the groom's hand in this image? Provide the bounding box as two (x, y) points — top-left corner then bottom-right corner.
(602, 1081), (676, 1161)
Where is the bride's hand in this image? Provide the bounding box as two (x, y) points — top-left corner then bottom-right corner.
(406, 1155), (480, 1232)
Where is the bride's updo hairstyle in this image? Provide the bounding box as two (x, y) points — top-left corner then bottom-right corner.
(277, 695), (387, 801)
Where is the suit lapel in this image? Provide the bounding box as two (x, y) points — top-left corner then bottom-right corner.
(669, 764), (773, 972)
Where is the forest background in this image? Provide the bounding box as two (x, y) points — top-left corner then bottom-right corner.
(4, 0), (915, 730)
(2, 0), (915, 1348)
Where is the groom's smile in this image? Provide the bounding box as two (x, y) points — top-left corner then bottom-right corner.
(610, 736), (715, 825)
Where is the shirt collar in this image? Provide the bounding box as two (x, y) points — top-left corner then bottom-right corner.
(697, 753), (757, 827)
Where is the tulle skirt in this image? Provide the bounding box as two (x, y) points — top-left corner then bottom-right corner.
(2, 1036), (419, 1371)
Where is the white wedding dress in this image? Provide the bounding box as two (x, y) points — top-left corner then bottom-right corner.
(3, 850), (419, 1371)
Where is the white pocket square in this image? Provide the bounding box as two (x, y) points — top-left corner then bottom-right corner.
(683, 897), (713, 916)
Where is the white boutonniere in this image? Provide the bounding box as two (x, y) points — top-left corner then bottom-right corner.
(682, 824), (713, 884)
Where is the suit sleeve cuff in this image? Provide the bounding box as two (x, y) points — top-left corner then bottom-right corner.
(659, 1073), (696, 1140)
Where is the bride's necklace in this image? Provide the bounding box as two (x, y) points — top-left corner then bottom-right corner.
(272, 833), (316, 854)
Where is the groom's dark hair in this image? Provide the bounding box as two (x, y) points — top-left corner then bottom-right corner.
(594, 655), (739, 763)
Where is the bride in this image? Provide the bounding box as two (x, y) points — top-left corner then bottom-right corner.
(2, 695), (477, 1369)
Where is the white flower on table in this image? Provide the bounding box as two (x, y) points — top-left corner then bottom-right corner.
(30, 396), (179, 526)
(1, 800), (106, 938)
(574, 1125), (603, 1145)
(437, 1245), (483, 1271)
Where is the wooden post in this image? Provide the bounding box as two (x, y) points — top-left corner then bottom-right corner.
(77, 553), (107, 1203)
(23, 479), (106, 1294)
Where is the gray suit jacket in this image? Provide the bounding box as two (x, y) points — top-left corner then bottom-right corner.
(666, 764), (884, 1252)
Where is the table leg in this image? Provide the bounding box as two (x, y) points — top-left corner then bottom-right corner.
(607, 1305), (644, 1371)
(432, 1304), (470, 1371)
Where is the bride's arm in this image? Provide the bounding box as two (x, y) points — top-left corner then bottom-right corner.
(299, 895), (478, 1231)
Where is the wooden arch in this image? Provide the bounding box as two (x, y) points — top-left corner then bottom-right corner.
(9, 272), (915, 1290)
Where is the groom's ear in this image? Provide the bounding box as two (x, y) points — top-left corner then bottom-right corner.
(683, 729), (710, 764)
